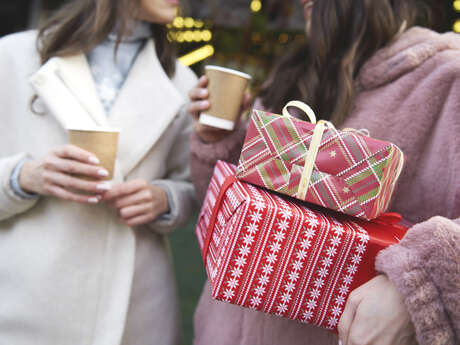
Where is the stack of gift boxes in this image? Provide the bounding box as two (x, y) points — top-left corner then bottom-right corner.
(195, 103), (407, 331)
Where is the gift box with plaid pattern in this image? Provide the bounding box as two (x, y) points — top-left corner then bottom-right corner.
(196, 161), (407, 330)
(235, 106), (404, 220)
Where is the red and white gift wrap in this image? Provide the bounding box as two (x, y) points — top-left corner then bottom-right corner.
(196, 161), (407, 330)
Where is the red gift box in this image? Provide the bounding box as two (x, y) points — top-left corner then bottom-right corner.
(196, 161), (407, 330)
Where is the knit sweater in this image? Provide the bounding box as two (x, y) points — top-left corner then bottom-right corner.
(190, 27), (460, 345)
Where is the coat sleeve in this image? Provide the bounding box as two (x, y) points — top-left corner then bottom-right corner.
(148, 106), (197, 234)
(0, 153), (40, 221)
(375, 50), (460, 345)
(190, 121), (247, 204)
(375, 216), (460, 345)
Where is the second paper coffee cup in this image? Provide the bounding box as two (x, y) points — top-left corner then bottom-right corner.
(199, 65), (251, 131)
(67, 127), (120, 180)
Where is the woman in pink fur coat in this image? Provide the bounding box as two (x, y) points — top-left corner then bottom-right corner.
(188, 0), (460, 344)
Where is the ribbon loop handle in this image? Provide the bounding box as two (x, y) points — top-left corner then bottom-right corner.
(282, 101), (317, 124)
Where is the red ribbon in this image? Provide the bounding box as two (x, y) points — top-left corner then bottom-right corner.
(202, 174), (239, 266)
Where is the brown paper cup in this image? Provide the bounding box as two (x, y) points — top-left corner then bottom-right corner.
(67, 127), (120, 180)
(199, 65), (251, 131)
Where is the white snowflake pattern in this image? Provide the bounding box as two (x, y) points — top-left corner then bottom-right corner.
(306, 299), (317, 310)
(227, 277), (239, 289)
(331, 305), (342, 317)
(351, 254), (362, 265)
(245, 222), (259, 234)
(273, 231), (286, 242)
(280, 292), (292, 303)
(334, 295), (346, 306)
(287, 271), (300, 282)
(223, 288), (235, 300)
(269, 242), (282, 253)
(252, 200), (267, 211)
(258, 275), (270, 286)
(346, 264), (358, 275)
(295, 250), (308, 261)
(299, 238), (312, 250)
(279, 208), (293, 220)
(238, 245), (251, 257)
(249, 211), (263, 223)
(326, 246), (338, 257)
(309, 288), (321, 299)
(305, 226), (316, 239)
(276, 303), (288, 314)
(321, 256), (334, 267)
(355, 242), (367, 254)
(284, 281), (296, 293)
(291, 260), (303, 271)
(262, 264), (274, 275)
(242, 234), (255, 245)
(277, 218), (290, 231)
(254, 285), (266, 296)
(332, 224), (345, 235)
(307, 216), (319, 227)
(234, 256), (247, 267)
(338, 285), (350, 296)
(267, 252), (278, 264)
(302, 310), (314, 320)
(343, 274), (354, 285)
(318, 267), (329, 278)
(313, 278), (325, 289)
(327, 317), (339, 328)
(231, 267), (243, 278)
(330, 235), (342, 247)
(250, 295), (262, 307)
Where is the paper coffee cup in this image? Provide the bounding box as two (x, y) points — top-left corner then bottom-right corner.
(199, 65), (251, 131)
(67, 127), (120, 180)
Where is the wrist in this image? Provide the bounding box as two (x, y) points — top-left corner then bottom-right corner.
(19, 160), (39, 194)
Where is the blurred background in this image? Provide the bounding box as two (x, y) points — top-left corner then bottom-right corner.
(0, 0), (458, 344)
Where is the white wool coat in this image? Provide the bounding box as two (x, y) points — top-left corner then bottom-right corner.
(0, 31), (197, 345)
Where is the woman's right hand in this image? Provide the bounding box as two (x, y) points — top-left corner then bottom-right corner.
(19, 144), (111, 204)
(188, 75), (250, 143)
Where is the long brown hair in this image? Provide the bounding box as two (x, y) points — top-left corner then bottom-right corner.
(37, 0), (176, 77)
(259, 0), (431, 125)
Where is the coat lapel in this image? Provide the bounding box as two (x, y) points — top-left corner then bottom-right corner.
(55, 54), (109, 127)
(108, 40), (185, 177)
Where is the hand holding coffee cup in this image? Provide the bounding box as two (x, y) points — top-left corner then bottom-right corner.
(18, 144), (113, 204)
(188, 66), (251, 143)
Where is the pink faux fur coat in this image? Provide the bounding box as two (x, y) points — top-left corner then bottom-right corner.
(190, 27), (460, 345)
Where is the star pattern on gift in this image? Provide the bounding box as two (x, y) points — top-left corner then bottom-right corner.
(330, 150), (337, 158)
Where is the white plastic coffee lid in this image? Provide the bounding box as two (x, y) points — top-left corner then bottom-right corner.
(205, 65), (251, 80)
(199, 113), (236, 131)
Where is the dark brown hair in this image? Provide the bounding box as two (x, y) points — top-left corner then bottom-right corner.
(259, 0), (431, 125)
(37, 0), (176, 77)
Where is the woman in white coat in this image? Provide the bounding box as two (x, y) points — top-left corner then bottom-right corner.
(0, 0), (196, 344)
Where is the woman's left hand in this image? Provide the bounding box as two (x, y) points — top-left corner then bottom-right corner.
(102, 179), (169, 227)
(338, 275), (416, 345)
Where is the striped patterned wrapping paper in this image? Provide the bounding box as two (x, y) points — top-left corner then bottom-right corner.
(236, 109), (404, 220)
(196, 161), (407, 330)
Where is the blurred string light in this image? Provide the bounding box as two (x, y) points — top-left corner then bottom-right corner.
(251, 0), (262, 13)
(454, 0), (460, 12)
(178, 45), (215, 66)
(454, 19), (460, 33)
(167, 16), (213, 43)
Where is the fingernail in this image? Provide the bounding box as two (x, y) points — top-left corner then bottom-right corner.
(98, 169), (109, 177)
(201, 100), (209, 107)
(338, 340), (343, 345)
(97, 183), (111, 191)
(88, 197), (100, 204)
(89, 156), (100, 165)
(200, 89), (208, 97)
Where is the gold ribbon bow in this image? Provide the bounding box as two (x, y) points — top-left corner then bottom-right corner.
(282, 101), (335, 200)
